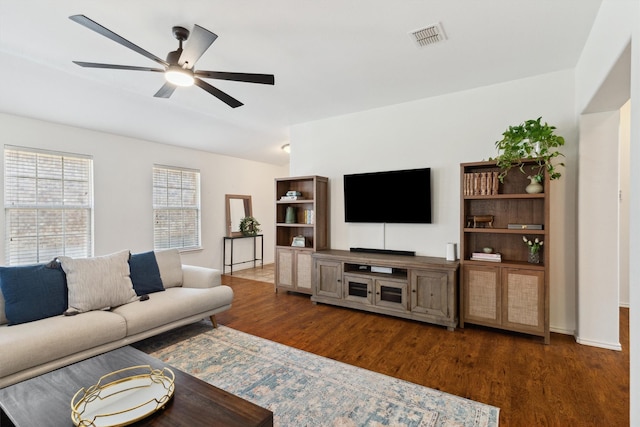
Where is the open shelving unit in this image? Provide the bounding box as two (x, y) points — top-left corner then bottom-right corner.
(460, 159), (550, 343)
(274, 175), (328, 294)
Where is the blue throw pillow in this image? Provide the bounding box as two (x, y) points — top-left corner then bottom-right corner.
(129, 251), (164, 296)
(0, 262), (68, 325)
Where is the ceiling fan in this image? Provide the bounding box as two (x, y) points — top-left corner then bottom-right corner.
(69, 15), (274, 108)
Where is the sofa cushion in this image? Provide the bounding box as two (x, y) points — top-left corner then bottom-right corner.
(58, 250), (138, 313)
(0, 310), (127, 379)
(154, 249), (183, 288)
(0, 263), (68, 325)
(129, 251), (164, 296)
(112, 286), (233, 335)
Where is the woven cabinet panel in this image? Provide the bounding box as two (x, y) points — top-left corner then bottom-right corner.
(277, 250), (293, 287)
(507, 272), (539, 327)
(296, 252), (312, 290)
(467, 270), (498, 320)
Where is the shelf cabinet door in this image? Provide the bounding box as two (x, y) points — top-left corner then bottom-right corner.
(462, 264), (501, 327)
(276, 248), (295, 290)
(374, 279), (408, 312)
(276, 248), (313, 293)
(296, 251), (313, 292)
(315, 259), (342, 299)
(344, 274), (373, 305)
(502, 268), (545, 334)
(410, 269), (454, 320)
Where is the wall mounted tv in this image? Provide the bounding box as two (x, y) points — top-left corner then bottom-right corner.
(343, 167), (432, 224)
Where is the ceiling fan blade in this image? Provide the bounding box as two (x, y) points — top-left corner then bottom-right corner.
(69, 15), (168, 67)
(178, 25), (218, 69)
(194, 78), (243, 108)
(154, 82), (177, 98)
(73, 61), (164, 73)
(195, 71), (275, 85)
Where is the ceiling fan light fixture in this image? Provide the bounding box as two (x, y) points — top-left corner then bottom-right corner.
(165, 65), (194, 87)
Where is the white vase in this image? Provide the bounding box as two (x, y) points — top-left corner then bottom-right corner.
(525, 177), (543, 194)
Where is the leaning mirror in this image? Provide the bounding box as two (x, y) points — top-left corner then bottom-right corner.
(225, 194), (253, 237)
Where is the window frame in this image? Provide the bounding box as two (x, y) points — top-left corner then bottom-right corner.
(152, 164), (201, 251)
(4, 145), (94, 265)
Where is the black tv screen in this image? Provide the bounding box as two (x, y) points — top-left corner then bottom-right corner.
(344, 168), (432, 223)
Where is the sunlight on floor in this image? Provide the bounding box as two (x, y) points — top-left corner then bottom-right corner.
(223, 264), (274, 284)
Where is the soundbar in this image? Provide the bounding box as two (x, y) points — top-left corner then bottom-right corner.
(349, 247), (416, 257)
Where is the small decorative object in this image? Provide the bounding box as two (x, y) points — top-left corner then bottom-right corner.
(523, 235), (543, 264)
(71, 365), (175, 426)
(482, 247), (493, 254)
(525, 175), (544, 194)
(491, 117), (565, 183)
(507, 224), (543, 230)
(466, 215), (494, 228)
(285, 206), (296, 224)
(291, 235), (305, 247)
(239, 216), (261, 236)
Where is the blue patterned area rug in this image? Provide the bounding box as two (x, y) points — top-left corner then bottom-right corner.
(134, 322), (499, 427)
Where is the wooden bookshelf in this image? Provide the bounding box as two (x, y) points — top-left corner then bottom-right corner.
(460, 159), (550, 344)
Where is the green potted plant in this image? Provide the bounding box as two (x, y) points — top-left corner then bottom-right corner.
(491, 117), (565, 183)
(239, 216), (261, 236)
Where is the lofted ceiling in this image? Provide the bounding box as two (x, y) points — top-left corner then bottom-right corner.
(0, 1), (602, 165)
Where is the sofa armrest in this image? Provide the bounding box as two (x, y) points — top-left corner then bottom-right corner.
(181, 265), (222, 289)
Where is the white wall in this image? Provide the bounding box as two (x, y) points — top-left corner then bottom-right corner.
(0, 113), (288, 269)
(290, 69), (578, 335)
(577, 111), (621, 350)
(575, 0), (639, 424)
(620, 100), (631, 307)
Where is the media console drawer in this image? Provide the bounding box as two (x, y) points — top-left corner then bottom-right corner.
(311, 249), (459, 330)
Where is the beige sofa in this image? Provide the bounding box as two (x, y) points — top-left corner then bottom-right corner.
(0, 249), (233, 388)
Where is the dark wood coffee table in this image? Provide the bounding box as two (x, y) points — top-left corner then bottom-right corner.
(0, 346), (273, 427)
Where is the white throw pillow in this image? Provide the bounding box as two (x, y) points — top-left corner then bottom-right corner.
(58, 250), (138, 313)
(154, 249), (183, 288)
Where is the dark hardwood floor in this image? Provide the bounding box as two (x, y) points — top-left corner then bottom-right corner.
(216, 274), (629, 427)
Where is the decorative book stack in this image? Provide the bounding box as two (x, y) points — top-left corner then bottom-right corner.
(303, 209), (314, 224)
(470, 252), (502, 262)
(280, 190), (304, 201)
(463, 171), (499, 196)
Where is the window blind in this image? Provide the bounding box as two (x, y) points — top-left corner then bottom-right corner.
(4, 146), (93, 265)
(153, 165), (201, 250)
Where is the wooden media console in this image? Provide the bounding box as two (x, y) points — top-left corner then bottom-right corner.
(311, 249), (460, 330)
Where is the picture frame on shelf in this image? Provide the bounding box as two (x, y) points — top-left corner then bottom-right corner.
(291, 236), (306, 247)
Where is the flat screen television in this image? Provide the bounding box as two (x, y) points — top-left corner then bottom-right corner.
(343, 167), (432, 223)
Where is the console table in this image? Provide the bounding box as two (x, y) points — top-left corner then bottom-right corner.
(223, 234), (264, 274)
(311, 250), (459, 330)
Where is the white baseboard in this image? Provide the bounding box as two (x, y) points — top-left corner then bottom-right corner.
(619, 302), (630, 308)
(575, 336), (622, 351)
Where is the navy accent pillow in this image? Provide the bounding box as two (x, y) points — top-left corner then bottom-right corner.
(129, 251), (164, 296)
(0, 263), (68, 325)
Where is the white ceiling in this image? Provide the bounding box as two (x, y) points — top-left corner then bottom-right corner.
(0, 1), (602, 165)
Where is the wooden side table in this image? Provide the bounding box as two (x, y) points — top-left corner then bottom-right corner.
(223, 234), (264, 274)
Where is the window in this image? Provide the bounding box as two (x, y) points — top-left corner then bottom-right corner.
(4, 146), (93, 265)
(153, 165), (201, 250)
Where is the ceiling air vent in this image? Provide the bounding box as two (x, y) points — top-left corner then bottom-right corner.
(410, 23), (446, 47)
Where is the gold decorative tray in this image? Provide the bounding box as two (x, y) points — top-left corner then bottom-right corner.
(71, 365), (175, 427)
